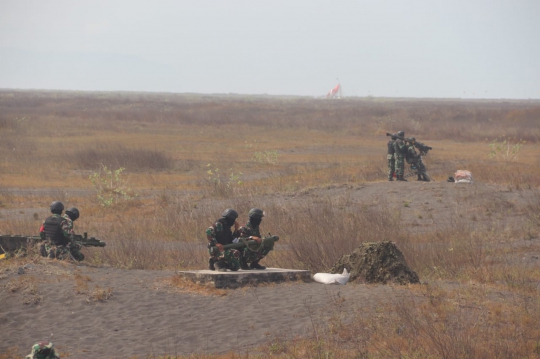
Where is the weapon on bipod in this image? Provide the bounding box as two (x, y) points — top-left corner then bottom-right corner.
(208, 235), (279, 255)
(0, 232), (106, 255)
(386, 133), (433, 156)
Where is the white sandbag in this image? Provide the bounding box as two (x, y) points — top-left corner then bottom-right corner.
(454, 170), (473, 183)
(313, 268), (350, 285)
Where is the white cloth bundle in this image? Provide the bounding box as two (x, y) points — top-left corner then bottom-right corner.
(313, 268), (350, 285)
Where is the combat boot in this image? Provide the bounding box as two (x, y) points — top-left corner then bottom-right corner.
(417, 174), (423, 181)
(240, 259), (251, 270)
(250, 261), (266, 270)
(208, 258), (216, 271)
(397, 175), (407, 181)
(214, 259), (227, 272)
(388, 177), (394, 181)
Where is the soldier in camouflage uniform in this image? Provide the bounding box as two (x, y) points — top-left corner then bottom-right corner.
(406, 138), (428, 181)
(387, 133), (397, 181)
(393, 131), (408, 181)
(205, 209), (241, 272)
(238, 208), (272, 270)
(25, 341), (60, 359)
(39, 202), (84, 261)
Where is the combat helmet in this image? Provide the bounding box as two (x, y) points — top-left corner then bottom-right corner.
(25, 340), (59, 359)
(248, 208), (265, 219)
(397, 131), (405, 137)
(221, 208), (238, 220)
(49, 201), (64, 215)
(66, 207), (80, 221)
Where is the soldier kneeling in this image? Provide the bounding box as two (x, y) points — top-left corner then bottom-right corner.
(39, 202), (84, 261)
(238, 208), (274, 270)
(205, 209), (242, 272)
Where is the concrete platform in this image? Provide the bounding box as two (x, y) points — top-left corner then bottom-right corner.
(179, 268), (312, 289)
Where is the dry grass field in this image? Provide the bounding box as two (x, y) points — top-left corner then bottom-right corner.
(1, 90), (540, 358)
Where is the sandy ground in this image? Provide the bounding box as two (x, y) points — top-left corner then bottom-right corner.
(0, 262), (408, 358)
(1, 181), (538, 358)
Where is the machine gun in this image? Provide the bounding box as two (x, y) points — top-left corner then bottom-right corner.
(0, 232), (106, 255)
(72, 233), (106, 247)
(386, 133), (433, 156)
(208, 235), (279, 256)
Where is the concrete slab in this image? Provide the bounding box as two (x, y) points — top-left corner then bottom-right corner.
(179, 268), (312, 289)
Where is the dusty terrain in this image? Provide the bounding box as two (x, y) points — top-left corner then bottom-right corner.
(2, 180), (539, 358)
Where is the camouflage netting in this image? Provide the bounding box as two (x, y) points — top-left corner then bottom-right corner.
(330, 241), (419, 285)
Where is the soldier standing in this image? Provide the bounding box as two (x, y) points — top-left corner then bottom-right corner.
(393, 131), (408, 181)
(387, 133), (397, 181)
(406, 138), (429, 181)
(205, 209), (242, 272)
(39, 201), (84, 261)
(238, 208), (272, 270)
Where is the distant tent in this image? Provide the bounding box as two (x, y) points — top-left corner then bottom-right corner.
(326, 84), (341, 98)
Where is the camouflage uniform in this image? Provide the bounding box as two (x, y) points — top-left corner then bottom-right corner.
(387, 138), (396, 180)
(206, 218), (241, 270)
(393, 138), (407, 179)
(406, 144), (427, 180)
(39, 214), (84, 261)
(25, 341), (60, 359)
(238, 221), (273, 265)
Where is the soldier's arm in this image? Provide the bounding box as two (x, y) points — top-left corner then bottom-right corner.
(237, 225), (251, 239)
(61, 219), (74, 242)
(206, 222), (222, 246)
(39, 222), (46, 240)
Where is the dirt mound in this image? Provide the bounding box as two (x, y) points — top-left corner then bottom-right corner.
(330, 241), (419, 285)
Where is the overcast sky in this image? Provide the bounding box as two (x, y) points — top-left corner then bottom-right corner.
(1, 0), (539, 99)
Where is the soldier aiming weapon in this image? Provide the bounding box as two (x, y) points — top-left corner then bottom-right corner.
(386, 133), (432, 156)
(386, 133), (433, 181)
(208, 235), (279, 270)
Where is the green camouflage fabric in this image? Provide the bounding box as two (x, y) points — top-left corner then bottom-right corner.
(25, 341), (59, 359)
(44, 242), (84, 261)
(393, 139), (407, 176)
(205, 220), (241, 270)
(406, 145), (426, 175)
(39, 215), (84, 261)
(238, 222), (273, 264)
(387, 154), (395, 180)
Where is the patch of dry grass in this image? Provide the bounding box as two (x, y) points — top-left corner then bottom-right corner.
(87, 285), (113, 302)
(161, 274), (228, 297)
(4, 275), (43, 305)
(2, 91), (540, 358)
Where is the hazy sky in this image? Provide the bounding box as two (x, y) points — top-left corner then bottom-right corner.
(1, 0), (539, 99)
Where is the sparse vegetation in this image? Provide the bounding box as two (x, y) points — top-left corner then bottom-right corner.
(1, 90), (540, 358)
(89, 164), (138, 207)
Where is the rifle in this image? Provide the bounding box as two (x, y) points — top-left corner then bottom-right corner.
(0, 232), (106, 255)
(208, 235), (279, 256)
(386, 133), (432, 156)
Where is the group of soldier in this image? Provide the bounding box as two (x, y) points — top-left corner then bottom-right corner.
(39, 201), (273, 271)
(206, 207), (273, 271)
(39, 201), (84, 261)
(27, 206), (273, 358)
(387, 130), (429, 182)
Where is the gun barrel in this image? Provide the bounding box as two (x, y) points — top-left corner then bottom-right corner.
(73, 234), (106, 247)
(0, 235), (41, 254)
